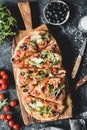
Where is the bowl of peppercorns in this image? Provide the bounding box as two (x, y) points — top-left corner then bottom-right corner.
(43, 0), (70, 25)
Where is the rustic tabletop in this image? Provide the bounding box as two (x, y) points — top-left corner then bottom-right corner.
(0, 0), (87, 130)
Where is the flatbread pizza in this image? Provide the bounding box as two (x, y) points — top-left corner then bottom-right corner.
(12, 29), (69, 122)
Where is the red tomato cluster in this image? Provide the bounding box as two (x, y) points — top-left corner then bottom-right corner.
(0, 70), (8, 90)
(0, 70), (19, 130)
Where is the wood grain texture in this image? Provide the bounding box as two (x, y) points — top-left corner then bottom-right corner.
(12, 0), (72, 125)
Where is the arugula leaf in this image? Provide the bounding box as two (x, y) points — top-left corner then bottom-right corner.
(41, 33), (50, 39)
(30, 41), (38, 49)
(39, 106), (45, 115)
(0, 98), (8, 111)
(55, 85), (65, 97)
(39, 106), (52, 116)
(38, 69), (50, 80)
(48, 84), (55, 94)
(0, 4), (18, 45)
(46, 106), (52, 116)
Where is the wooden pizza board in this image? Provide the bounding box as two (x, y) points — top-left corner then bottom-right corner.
(12, 0), (72, 125)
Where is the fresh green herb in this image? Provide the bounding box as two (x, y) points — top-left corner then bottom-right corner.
(46, 106), (52, 116)
(32, 100), (37, 105)
(0, 4), (18, 44)
(39, 106), (52, 116)
(30, 41), (38, 49)
(41, 51), (60, 66)
(50, 58), (59, 67)
(27, 70), (33, 77)
(0, 98), (8, 111)
(48, 84), (55, 94)
(41, 51), (49, 58)
(41, 33), (50, 39)
(38, 69), (50, 80)
(19, 44), (28, 51)
(55, 85), (65, 97)
(39, 106), (45, 115)
(39, 70), (45, 79)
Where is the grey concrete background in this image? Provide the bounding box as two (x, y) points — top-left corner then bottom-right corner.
(0, 0), (87, 129)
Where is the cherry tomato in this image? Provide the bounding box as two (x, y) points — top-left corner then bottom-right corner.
(46, 61), (51, 68)
(2, 74), (8, 80)
(0, 71), (6, 76)
(9, 120), (15, 126)
(0, 94), (5, 100)
(0, 70), (8, 80)
(13, 124), (19, 130)
(4, 105), (9, 112)
(0, 113), (6, 120)
(0, 79), (6, 84)
(1, 83), (8, 90)
(6, 114), (12, 120)
(10, 100), (17, 107)
(52, 68), (58, 74)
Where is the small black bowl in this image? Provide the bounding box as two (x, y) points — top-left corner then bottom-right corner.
(43, 0), (70, 25)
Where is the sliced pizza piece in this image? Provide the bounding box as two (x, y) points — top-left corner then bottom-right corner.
(16, 67), (66, 88)
(14, 49), (62, 69)
(12, 30), (56, 62)
(13, 42), (62, 68)
(21, 68), (66, 104)
(22, 95), (66, 121)
(15, 68), (37, 88)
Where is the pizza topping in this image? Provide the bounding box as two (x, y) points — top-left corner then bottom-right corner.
(29, 57), (43, 68)
(30, 41), (38, 50)
(29, 51), (61, 68)
(48, 84), (55, 94)
(30, 33), (50, 44)
(54, 85), (65, 98)
(19, 44), (28, 51)
(38, 69), (50, 79)
(41, 33), (50, 39)
(23, 89), (28, 93)
(51, 68), (66, 79)
(33, 57), (43, 64)
(51, 67), (58, 75)
(30, 100), (43, 108)
(39, 106), (52, 116)
(41, 51), (61, 67)
(48, 83), (65, 99)
(27, 70), (33, 77)
(20, 72), (25, 76)
(41, 86), (46, 91)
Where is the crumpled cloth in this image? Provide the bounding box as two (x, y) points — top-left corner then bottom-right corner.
(38, 112), (87, 130)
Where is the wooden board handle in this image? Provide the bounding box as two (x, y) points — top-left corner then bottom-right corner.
(18, 0), (32, 33)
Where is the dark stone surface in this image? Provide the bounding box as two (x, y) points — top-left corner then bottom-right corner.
(0, 0), (87, 130)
